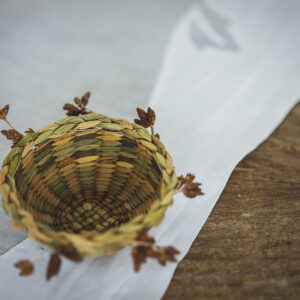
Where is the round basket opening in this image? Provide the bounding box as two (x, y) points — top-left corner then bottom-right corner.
(14, 130), (162, 233)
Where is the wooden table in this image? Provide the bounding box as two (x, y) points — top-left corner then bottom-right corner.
(164, 102), (300, 300)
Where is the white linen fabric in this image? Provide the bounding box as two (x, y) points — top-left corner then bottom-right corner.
(0, 0), (195, 254)
(1, 1), (300, 299)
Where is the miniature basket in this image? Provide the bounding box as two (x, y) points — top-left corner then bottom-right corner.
(0, 93), (202, 279)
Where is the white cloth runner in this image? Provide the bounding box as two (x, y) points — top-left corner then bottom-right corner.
(1, 1), (300, 299)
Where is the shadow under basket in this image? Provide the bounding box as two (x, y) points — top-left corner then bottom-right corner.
(0, 102), (202, 278)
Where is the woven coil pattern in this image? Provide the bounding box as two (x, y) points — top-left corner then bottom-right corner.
(0, 113), (178, 258)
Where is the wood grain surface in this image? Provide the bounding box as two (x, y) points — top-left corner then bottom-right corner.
(164, 102), (300, 300)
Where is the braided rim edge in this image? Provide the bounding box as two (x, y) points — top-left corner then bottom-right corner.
(0, 113), (178, 258)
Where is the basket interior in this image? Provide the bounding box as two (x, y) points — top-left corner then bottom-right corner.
(14, 130), (162, 233)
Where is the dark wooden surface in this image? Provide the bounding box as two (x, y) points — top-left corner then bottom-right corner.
(164, 102), (300, 300)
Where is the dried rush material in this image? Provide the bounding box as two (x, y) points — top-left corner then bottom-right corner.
(0, 93), (202, 280)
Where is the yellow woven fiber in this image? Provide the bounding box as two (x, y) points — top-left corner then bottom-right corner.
(0, 113), (178, 258)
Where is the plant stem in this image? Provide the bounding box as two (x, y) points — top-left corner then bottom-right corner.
(4, 118), (24, 137)
(150, 125), (154, 135)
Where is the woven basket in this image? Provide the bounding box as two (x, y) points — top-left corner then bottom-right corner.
(0, 95), (202, 279)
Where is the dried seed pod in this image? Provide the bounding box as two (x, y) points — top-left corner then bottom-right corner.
(1, 129), (23, 148)
(25, 128), (35, 134)
(131, 228), (180, 272)
(0, 104), (9, 120)
(178, 173), (203, 198)
(134, 107), (156, 128)
(63, 91), (92, 116)
(14, 260), (34, 277)
(46, 253), (62, 281)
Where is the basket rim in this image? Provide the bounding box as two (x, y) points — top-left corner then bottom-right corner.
(0, 113), (178, 257)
